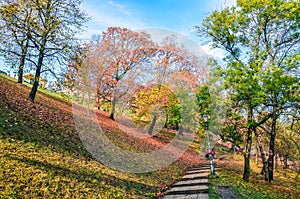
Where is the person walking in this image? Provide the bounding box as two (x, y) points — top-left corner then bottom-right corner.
(211, 148), (215, 159)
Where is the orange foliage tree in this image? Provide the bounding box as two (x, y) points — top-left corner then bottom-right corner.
(129, 84), (181, 134)
(85, 27), (155, 120)
(74, 27), (207, 131)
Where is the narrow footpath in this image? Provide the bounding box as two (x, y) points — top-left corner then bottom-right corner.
(163, 163), (212, 199)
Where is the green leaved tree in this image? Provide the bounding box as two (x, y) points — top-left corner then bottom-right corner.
(0, 0), (32, 83)
(0, 0), (89, 102)
(195, 0), (300, 181)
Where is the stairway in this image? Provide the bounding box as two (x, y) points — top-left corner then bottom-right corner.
(163, 164), (212, 199)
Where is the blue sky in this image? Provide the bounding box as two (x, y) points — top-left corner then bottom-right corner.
(80, 0), (236, 40)
(1, 0), (236, 74)
(78, 0), (236, 60)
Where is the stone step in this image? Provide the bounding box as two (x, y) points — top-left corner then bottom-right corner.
(181, 172), (209, 180)
(166, 185), (209, 195)
(190, 166), (219, 171)
(185, 169), (210, 174)
(190, 166), (210, 170)
(196, 164), (210, 167)
(173, 178), (209, 187)
(162, 163), (213, 199)
(163, 193), (209, 199)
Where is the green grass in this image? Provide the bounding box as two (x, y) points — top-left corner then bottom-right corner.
(2, 74), (72, 102)
(2, 74), (299, 199)
(208, 176), (220, 199)
(209, 148), (300, 199)
(0, 74), (202, 198)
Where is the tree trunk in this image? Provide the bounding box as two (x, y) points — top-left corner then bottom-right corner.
(175, 122), (179, 130)
(274, 154), (278, 171)
(18, 39), (29, 84)
(148, 115), (157, 135)
(255, 144), (259, 166)
(243, 128), (252, 181)
(28, 51), (43, 102)
(283, 154), (288, 169)
(97, 96), (101, 110)
(164, 113), (168, 128)
(110, 96), (116, 120)
(17, 64), (24, 84)
(178, 126), (183, 138)
(259, 145), (269, 181)
(28, 67), (41, 102)
(243, 108), (253, 182)
(296, 167), (300, 181)
(255, 131), (269, 181)
(267, 115), (277, 182)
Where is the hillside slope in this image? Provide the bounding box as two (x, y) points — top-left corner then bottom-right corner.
(0, 74), (203, 198)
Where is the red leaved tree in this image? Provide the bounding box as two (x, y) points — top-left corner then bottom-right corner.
(85, 27), (155, 120)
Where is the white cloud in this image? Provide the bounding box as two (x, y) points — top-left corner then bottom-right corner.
(201, 42), (226, 60)
(79, 0), (238, 41)
(79, 1), (145, 39)
(108, 0), (131, 15)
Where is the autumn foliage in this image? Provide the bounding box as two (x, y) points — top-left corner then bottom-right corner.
(0, 74), (204, 198)
(67, 27), (206, 123)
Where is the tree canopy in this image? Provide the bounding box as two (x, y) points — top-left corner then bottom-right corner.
(0, 0), (89, 102)
(195, 0), (300, 182)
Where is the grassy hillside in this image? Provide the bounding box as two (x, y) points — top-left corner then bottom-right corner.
(209, 146), (300, 199)
(0, 74), (203, 198)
